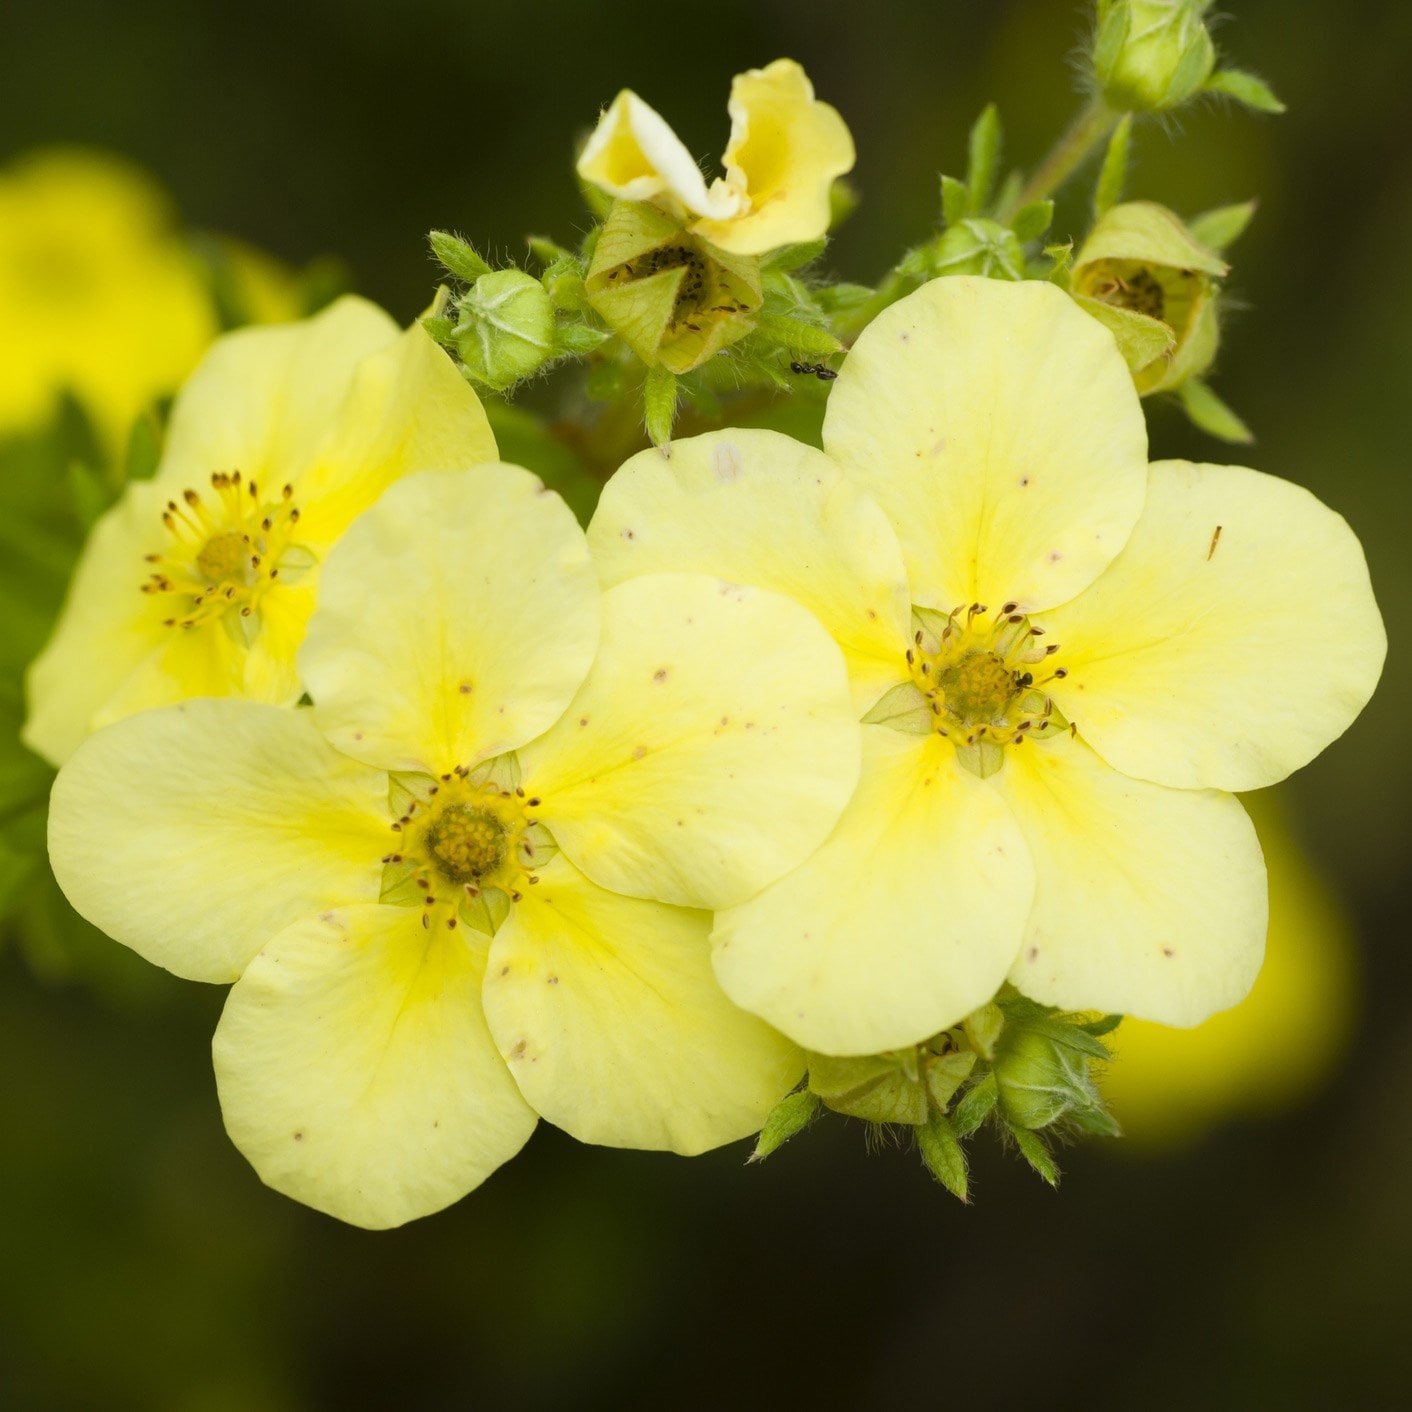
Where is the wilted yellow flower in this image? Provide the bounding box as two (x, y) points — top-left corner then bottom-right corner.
(1101, 788), (1357, 1144)
(589, 277), (1384, 1057)
(1071, 200), (1227, 396)
(48, 465), (859, 1227)
(0, 148), (214, 454)
(23, 295), (496, 764)
(577, 59), (854, 256)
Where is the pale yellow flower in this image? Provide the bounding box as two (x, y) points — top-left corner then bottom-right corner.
(577, 59), (854, 256)
(589, 277), (1384, 1056)
(23, 295), (496, 764)
(0, 148), (214, 454)
(48, 466), (860, 1227)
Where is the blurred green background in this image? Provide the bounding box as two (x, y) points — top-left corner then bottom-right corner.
(2, 1), (1409, 1406)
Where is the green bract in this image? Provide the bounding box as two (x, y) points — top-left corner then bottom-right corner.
(1070, 200), (1227, 396)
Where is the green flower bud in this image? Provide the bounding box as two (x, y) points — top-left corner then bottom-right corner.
(1093, 0), (1217, 112)
(992, 1024), (1100, 1131)
(451, 269), (556, 391)
(1070, 200), (1227, 395)
(929, 218), (1026, 281)
(584, 201), (762, 375)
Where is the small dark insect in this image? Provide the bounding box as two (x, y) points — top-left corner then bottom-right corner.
(790, 360), (838, 381)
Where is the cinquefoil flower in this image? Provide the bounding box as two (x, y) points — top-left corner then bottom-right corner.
(589, 277), (1384, 1056)
(0, 148), (214, 454)
(577, 58), (854, 256)
(49, 465), (859, 1227)
(24, 295), (496, 764)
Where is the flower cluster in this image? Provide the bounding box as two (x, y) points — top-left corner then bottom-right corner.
(20, 35), (1386, 1226)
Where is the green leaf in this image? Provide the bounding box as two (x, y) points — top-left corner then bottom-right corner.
(420, 315), (456, 345)
(951, 1072), (997, 1139)
(1010, 1126), (1060, 1186)
(813, 282), (874, 313)
(1188, 200), (1258, 253)
(762, 238), (828, 273)
(526, 235), (574, 267)
(940, 174), (970, 227)
(1072, 295), (1175, 373)
(753, 313), (842, 359)
(1178, 378), (1255, 443)
(1009, 199), (1054, 244)
(1078, 1013), (1124, 1038)
(428, 230), (493, 282)
(480, 401), (603, 525)
(642, 365), (677, 449)
(1203, 68), (1287, 114)
(750, 1088), (821, 1161)
(965, 103), (1002, 213)
(121, 410), (162, 485)
(924, 1050), (977, 1112)
(917, 1113), (969, 1201)
(66, 460), (114, 532)
(1094, 112), (1133, 219)
(550, 322), (611, 358)
(962, 1002), (1005, 1061)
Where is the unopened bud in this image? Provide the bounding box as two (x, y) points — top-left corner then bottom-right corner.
(1093, 0), (1217, 113)
(993, 1024), (1100, 1131)
(451, 270), (555, 390)
(929, 218), (1026, 281)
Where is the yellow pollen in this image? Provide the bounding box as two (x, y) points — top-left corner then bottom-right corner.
(194, 530), (250, 585)
(141, 469), (305, 630)
(426, 805), (507, 884)
(907, 602), (1070, 778)
(939, 651), (1017, 726)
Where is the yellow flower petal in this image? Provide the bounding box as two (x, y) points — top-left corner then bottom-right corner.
(293, 320), (498, 548)
(692, 59), (855, 255)
(48, 700), (390, 982)
(1046, 460), (1386, 791)
(823, 277), (1149, 613)
(1101, 787), (1357, 1145)
(301, 465), (600, 773)
(24, 300), (495, 762)
(159, 295), (398, 495)
(23, 478), (177, 765)
(712, 728), (1033, 1055)
(588, 428), (913, 713)
(999, 732), (1266, 1026)
(576, 90), (737, 220)
(214, 904), (537, 1229)
(483, 856), (800, 1154)
(519, 572), (860, 911)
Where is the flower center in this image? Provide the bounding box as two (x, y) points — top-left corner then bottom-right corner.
(140, 471), (311, 635)
(379, 757), (559, 937)
(908, 601), (1070, 778)
(426, 805), (507, 884)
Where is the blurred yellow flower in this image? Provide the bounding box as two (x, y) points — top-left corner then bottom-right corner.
(577, 59), (854, 256)
(0, 149), (215, 455)
(48, 465), (860, 1227)
(1101, 788), (1357, 1144)
(23, 296), (497, 764)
